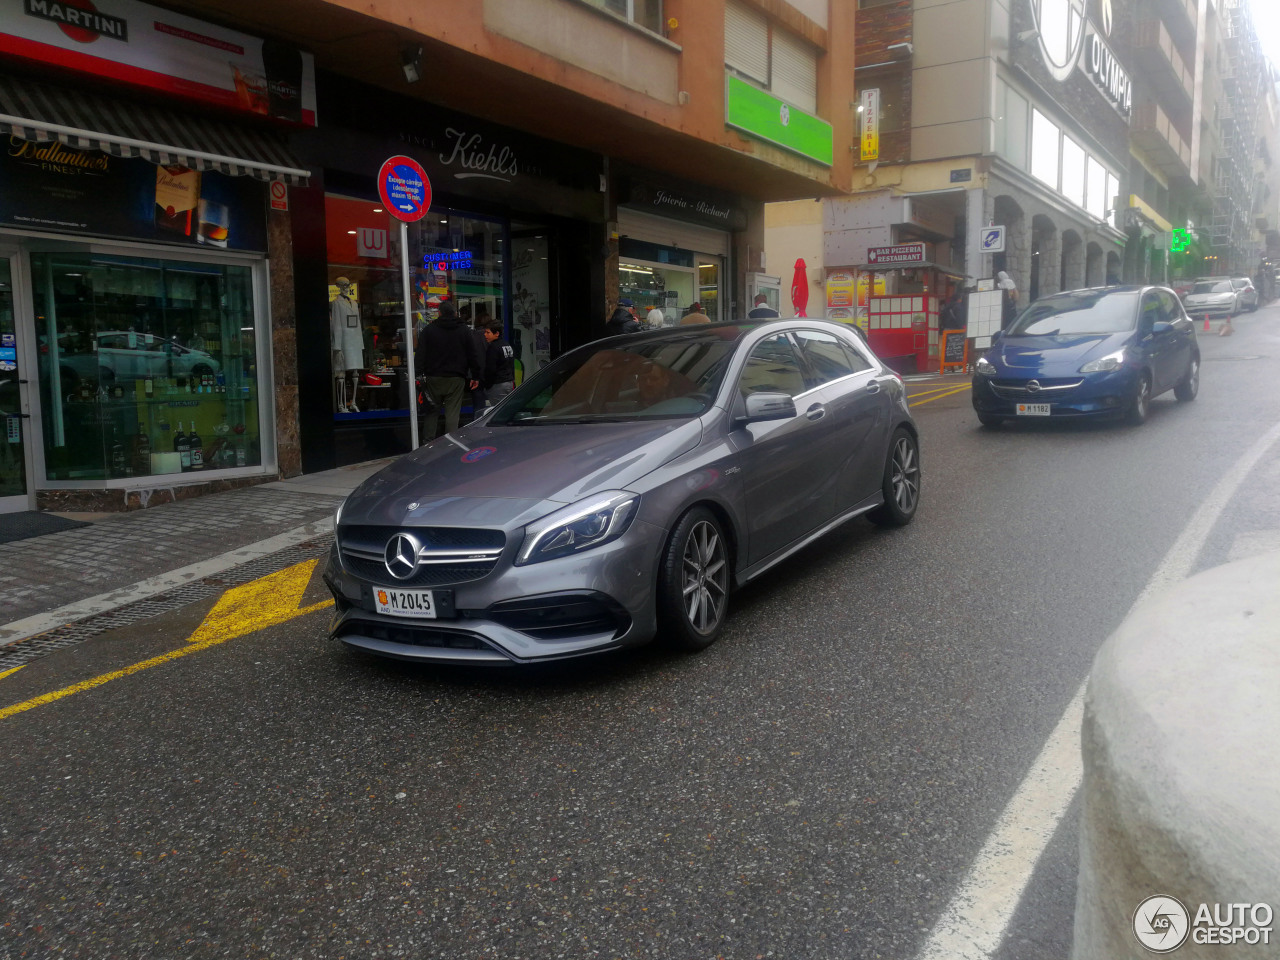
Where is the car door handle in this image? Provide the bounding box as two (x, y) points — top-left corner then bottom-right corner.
(805, 403), (826, 421)
(866, 380), (882, 394)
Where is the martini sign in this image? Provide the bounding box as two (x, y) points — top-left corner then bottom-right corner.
(1029, 0), (1131, 118)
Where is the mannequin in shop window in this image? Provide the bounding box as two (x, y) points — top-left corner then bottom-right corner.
(330, 276), (364, 412)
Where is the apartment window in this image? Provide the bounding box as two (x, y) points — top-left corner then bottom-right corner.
(1061, 137), (1085, 208)
(725, 0), (819, 113)
(995, 79), (1029, 170)
(587, 0), (663, 33)
(856, 73), (908, 136)
(1031, 109), (1060, 189)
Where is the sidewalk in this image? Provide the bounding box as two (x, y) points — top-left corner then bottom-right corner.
(0, 458), (395, 641)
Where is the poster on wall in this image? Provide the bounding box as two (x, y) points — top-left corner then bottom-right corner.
(0, 138), (267, 251)
(0, 0), (317, 125)
(511, 237), (550, 380)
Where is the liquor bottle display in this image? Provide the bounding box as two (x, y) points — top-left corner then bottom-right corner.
(188, 422), (204, 470)
(154, 165), (201, 237)
(174, 421), (191, 471)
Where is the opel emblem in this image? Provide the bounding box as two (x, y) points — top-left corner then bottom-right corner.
(1026, 380), (1042, 393)
(384, 532), (422, 580)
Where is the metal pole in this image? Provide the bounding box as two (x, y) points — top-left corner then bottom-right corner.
(400, 219), (419, 450)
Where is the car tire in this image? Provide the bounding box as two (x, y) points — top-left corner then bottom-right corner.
(868, 428), (921, 527)
(657, 506), (730, 652)
(977, 413), (1004, 428)
(1174, 356), (1199, 402)
(1126, 373), (1151, 425)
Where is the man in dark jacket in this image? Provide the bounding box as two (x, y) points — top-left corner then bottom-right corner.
(481, 318), (517, 407)
(416, 300), (483, 439)
(604, 298), (643, 336)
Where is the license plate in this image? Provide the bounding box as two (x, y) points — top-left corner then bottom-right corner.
(1016, 403), (1051, 416)
(374, 586), (438, 619)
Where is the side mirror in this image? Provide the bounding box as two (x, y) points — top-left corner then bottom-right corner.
(737, 391), (797, 426)
(1151, 320), (1174, 335)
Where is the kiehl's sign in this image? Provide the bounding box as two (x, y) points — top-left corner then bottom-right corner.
(25, 0), (128, 42)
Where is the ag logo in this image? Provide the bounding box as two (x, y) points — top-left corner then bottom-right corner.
(779, 103), (791, 127)
(1133, 895), (1190, 953)
(1029, 0), (1087, 82)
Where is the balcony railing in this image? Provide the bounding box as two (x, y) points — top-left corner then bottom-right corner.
(1132, 100), (1193, 178)
(1133, 20), (1194, 105)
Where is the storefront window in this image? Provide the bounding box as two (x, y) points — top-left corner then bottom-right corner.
(618, 238), (725, 325)
(33, 251), (262, 480)
(324, 195), (510, 420)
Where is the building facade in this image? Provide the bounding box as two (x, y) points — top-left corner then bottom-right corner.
(1, 0), (858, 507)
(765, 0), (1280, 373)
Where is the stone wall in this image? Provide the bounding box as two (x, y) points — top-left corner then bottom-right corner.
(268, 203), (302, 479)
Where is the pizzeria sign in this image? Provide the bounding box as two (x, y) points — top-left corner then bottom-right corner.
(866, 243), (928, 266)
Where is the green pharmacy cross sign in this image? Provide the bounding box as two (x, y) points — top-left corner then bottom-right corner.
(1171, 228), (1192, 253)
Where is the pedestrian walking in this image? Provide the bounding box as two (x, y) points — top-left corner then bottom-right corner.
(416, 300), (483, 440)
(605, 299), (643, 336)
(679, 302), (710, 324)
(747, 292), (780, 319)
(481, 318), (517, 407)
(646, 305), (665, 328)
(997, 271), (1019, 329)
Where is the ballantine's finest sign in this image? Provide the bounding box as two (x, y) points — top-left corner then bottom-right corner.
(8, 136), (110, 174)
(1028, 0), (1131, 118)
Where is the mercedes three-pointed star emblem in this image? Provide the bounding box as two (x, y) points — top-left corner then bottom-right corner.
(384, 532), (422, 580)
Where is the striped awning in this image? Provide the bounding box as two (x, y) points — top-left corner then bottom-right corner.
(0, 75), (310, 185)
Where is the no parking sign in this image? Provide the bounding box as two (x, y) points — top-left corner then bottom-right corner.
(377, 156), (432, 222)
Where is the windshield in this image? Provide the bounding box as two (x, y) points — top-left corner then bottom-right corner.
(489, 329), (742, 424)
(1191, 281), (1232, 294)
(1005, 291), (1139, 336)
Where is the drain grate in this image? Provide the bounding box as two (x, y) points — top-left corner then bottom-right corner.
(0, 536), (333, 670)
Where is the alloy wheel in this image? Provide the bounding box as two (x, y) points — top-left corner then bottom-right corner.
(681, 520), (728, 634)
(890, 436), (920, 514)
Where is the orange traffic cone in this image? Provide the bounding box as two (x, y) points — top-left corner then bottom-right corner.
(1203, 313), (1210, 332)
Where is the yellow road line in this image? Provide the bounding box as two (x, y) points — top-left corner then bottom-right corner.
(0, 666), (25, 681)
(0, 560), (333, 722)
(907, 384), (967, 399)
(910, 384), (972, 407)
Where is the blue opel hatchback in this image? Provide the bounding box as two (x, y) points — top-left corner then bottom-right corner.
(971, 285), (1200, 427)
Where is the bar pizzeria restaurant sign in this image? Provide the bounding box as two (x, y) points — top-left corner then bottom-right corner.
(0, 0), (317, 125)
(866, 242), (927, 266)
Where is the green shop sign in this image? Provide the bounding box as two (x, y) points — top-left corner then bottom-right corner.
(725, 75), (832, 167)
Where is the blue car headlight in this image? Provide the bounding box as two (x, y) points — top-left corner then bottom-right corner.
(1080, 350), (1126, 374)
(516, 491), (639, 565)
(975, 356), (998, 377)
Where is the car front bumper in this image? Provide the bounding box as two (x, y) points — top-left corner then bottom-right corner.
(1182, 300), (1235, 319)
(323, 519), (668, 664)
(971, 369), (1137, 418)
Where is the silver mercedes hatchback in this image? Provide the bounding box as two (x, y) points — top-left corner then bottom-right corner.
(324, 320), (920, 664)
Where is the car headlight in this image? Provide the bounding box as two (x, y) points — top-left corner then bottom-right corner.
(333, 497), (345, 529)
(975, 356), (998, 377)
(1080, 350), (1126, 373)
(516, 491), (639, 565)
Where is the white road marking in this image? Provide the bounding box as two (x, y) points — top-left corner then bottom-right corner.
(0, 518), (334, 647)
(916, 416), (1280, 960)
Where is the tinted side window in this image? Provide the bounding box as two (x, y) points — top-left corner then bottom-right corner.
(1159, 291), (1184, 321)
(738, 334), (807, 398)
(1139, 293), (1165, 328)
(793, 329), (870, 387)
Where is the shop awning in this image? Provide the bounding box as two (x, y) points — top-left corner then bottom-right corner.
(0, 76), (310, 185)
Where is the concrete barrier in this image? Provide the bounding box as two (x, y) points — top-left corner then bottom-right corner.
(1072, 549), (1280, 959)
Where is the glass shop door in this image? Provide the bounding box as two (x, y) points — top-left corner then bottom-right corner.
(0, 252), (33, 512)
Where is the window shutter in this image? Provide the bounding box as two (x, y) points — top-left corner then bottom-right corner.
(725, 0), (769, 86)
(771, 29), (818, 113)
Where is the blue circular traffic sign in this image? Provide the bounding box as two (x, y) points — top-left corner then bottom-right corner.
(377, 155), (432, 223)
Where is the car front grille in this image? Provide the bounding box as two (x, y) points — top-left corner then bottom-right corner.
(486, 593), (631, 640)
(989, 378), (1084, 400)
(338, 525), (506, 587)
(334, 619), (497, 652)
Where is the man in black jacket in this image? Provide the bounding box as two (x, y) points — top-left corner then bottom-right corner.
(481, 318), (517, 407)
(416, 301), (483, 439)
(604, 299), (643, 336)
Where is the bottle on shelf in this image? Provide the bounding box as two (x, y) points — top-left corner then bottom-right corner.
(174, 421), (191, 471)
(110, 428), (127, 477)
(144, 374), (153, 399)
(189, 422), (204, 470)
(133, 423), (151, 476)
